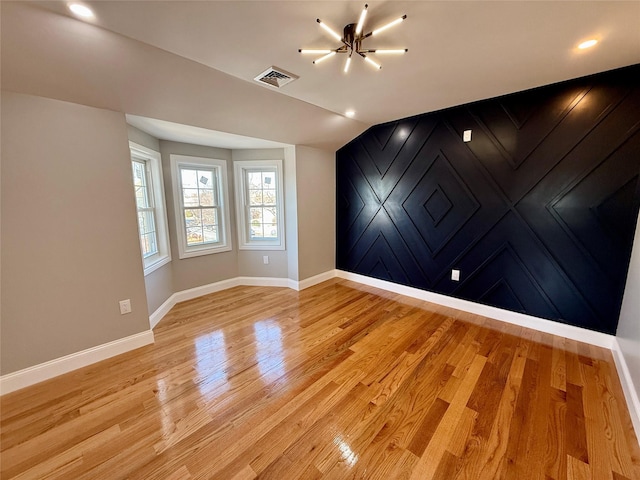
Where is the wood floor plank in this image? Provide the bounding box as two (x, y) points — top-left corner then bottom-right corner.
(1, 279), (638, 480)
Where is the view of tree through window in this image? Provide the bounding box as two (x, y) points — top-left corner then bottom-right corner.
(247, 170), (278, 239)
(132, 160), (158, 258)
(180, 168), (219, 246)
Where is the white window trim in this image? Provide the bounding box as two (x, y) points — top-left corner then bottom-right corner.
(130, 142), (171, 276)
(170, 154), (232, 259)
(234, 160), (285, 251)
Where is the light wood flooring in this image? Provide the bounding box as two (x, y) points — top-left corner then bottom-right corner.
(1, 279), (639, 479)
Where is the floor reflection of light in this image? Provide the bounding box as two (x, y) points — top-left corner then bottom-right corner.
(195, 330), (228, 399)
(254, 321), (286, 381)
(334, 434), (359, 467)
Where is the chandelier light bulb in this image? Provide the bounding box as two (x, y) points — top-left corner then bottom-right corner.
(373, 49), (408, 54)
(344, 56), (352, 73)
(371, 16), (406, 36)
(363, 56), (382, 70)
(313, 51), (337, 64)
(355, 5), (368, 35)
(299, 49), (332, 54)
(317, 19), (342, 42)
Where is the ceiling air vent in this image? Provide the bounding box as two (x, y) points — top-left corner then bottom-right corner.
(254, 66), (299, 88)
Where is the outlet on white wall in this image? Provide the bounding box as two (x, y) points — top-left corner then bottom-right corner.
(119, 299), (132, 315)
(263, 255), (269, 265)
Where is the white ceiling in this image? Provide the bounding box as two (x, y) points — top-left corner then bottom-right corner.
(126, 115), (291, 149)
(36, 0), (640, 126)
(3, 1), (639, 151)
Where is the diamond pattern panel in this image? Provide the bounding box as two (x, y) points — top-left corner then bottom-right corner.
(403, 152), (479, 254)
(337, 64), (640, 334)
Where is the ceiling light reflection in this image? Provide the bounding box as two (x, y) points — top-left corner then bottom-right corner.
(194, 330), (228, 399)
(334, 435), (358, 467)
(255, 321), (285, 381)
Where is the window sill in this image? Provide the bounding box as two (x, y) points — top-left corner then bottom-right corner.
(143, 255), (171, 276)
(238, 243), (285, 251)
(178, 244), (233, 259)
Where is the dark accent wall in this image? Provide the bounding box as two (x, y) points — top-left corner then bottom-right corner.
(336, 64), (640, 335)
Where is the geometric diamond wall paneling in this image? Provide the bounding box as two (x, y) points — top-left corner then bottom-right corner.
(337, 64), (640, 334)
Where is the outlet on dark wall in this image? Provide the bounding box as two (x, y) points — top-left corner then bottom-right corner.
(336, 64), (640, 335)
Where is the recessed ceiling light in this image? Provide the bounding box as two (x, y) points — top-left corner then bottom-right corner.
(68, 3), (94, 18)
(345, 110), (355, 118)
(578, 39), (598, 49)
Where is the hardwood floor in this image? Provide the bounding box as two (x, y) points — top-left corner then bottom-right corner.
(1, 278), (639, 479)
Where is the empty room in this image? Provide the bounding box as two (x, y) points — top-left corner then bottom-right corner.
(1, 1), (640, 479)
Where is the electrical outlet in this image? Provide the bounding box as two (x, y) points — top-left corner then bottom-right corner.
(263, 255), (269, 265)
(451, 269), (460, 282)
(119, 299), (132, 315)
(463, 130), (472, 142)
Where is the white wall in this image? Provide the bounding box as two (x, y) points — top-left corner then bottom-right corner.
(617, 215), (640, 402)
(1, 92), (150, 374)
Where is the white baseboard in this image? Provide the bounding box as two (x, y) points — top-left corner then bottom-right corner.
(149, 294), (179, 329)
(149, 276), (298, 329)
(612, 339), (640, 439)
(335, 270), (615, 349)
(236, 276), (291, 288)
(296, 269), (339, 291)
(0, 330), (154, 396)
(173, 277), (241, 303)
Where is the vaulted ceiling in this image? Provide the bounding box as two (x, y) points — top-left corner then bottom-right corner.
(3, 1), (640, 150)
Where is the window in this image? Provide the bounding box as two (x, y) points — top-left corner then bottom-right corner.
(130, 142), (171, 275)
(234, 160), (285, 250)
(170, 155), (232, 258)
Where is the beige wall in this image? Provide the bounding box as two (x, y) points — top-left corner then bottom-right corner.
(159, 141), (238, 292)
(295, 146), (336, 280)
(1, 92), (150, 375)
(284, 146), (299, 282)
(617, 215), (640, 402)
(128, 124), (160, 152)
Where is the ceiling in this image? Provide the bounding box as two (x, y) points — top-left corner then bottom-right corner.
(3, 1), (639, 151)
(35, 1), (640, 126)
(126, 115), (291, 149)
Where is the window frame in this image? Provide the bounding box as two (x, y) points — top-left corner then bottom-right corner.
(234, 160), (285, 251)
(170, 154), (232, 259)
(130, 142), (171, 276)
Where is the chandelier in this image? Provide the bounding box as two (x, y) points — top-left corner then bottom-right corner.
(299, 4), (408, 73)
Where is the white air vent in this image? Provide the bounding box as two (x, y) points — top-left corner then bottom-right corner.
(254, 67), (299, 88)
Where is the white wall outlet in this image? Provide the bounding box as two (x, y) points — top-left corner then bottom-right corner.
(451, 269), (460, 282)
(263, 255), (269, 265)
(463, 130), (472, 142)
(119, 299), (132, 315)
